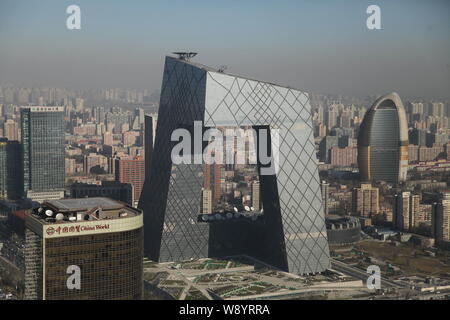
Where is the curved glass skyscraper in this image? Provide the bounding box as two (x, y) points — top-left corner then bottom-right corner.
(357, 92), (408, 183)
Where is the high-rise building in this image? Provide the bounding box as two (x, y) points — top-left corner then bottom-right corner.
(4, 119), (19, 141)
(103, 131), (113, 146)
(411, 194), (420, 227)
(203, 163), (223, 204)
(339, 110), (352, 128)
(315, 123), (327, 138)
(84, 153), (108, 174)
(326, 104), (339, 129)
(319, 135), (338, 163)
(70, 181), (134, 205)
(201, 188), (213, 214)
(115, 156), (145, 205)
(427, 132), (449, 147)
(139, 55), (330, 275)
(357, 93), (408, 183)
(393, 192), (419, 231)
(21, 106), (65, 201)
(75, 97), (84, 112)
(129, 107), (145, 129)
(409, 128), (427, 146)
(0, 138), (21, 199)
(409, 102), (424, 116)
(432, 192), (450, 244)
(330, 146), (357, 167)
(352, 183), (379, 217)
(418, 145), (444, 162)
(105, 110), (129, 134)
(320, 181), (329, 216)
(24, 197), (143, 300)
(408, 144), (419, 162)
(338, 135), (356, 148)
(416, 203), (433, 226)
(431, 102), (445, 118)
(252, 180), (261, 212)
(93, 106), (106, 124)
(65, 158), (77, 175)
(316, 104), (324, 124)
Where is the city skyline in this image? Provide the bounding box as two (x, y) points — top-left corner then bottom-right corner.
(1, 56), (450, 300)
(0, 1), (449, 99)
(1, 0), (450, 303)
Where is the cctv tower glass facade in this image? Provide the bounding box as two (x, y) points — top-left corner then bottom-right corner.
(139, 56), (330, 275)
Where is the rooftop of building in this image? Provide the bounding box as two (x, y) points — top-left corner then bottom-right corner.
(20, 106), (64, 112)
(28, 197), (141, 224)
(47, 197), (123, 211)
(326, 214), (360, 224)
(168, 55), (301, 92)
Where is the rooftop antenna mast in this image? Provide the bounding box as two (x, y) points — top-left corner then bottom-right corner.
(218, 65), (227, 73)
(173, 52), (198, 61)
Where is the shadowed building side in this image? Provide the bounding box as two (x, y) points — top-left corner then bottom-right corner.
(139, 57), (208, 263)
(144, 115), (156, 180)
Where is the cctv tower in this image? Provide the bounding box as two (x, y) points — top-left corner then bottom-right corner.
(139, 55), (330, 274)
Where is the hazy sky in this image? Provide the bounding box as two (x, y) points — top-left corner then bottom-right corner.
(0, 0), (449, 99)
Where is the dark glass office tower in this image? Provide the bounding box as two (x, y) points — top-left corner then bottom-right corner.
(21, 107), (65, 198)
(0, 138), (21, 199)
(139, 55), (330, 275)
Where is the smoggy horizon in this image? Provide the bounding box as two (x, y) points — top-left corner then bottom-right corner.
(1, 0), (450, 100)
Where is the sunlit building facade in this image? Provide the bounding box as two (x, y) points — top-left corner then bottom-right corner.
(24, 198), (143, 300)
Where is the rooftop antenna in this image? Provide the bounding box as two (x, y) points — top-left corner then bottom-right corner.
(218, 65), (227, 73)
(173, 52), (198, 61)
